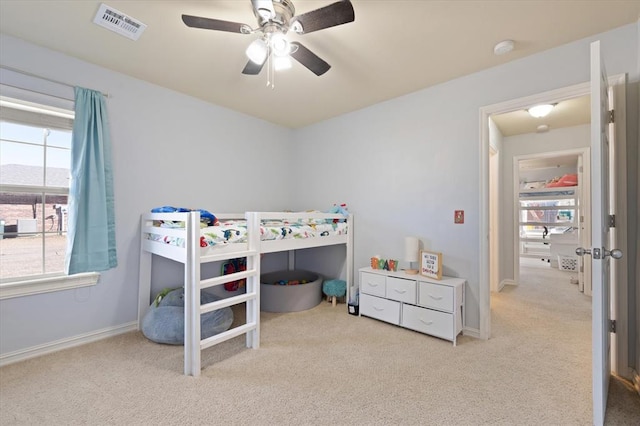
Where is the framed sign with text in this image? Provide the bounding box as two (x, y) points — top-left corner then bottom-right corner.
(420, 250), (442, 280)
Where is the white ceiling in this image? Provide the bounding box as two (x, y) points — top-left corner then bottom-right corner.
(0, 1), (638, 129)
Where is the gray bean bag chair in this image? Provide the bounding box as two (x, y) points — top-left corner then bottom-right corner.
(142, 288), (233, 345)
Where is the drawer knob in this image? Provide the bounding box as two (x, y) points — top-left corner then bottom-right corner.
(394, 289), (406, 294)
(368, 282), (378, 287)
(373, 306), (384, 311)
(420, 319), (434, 325)
(429, 294), (443, 300)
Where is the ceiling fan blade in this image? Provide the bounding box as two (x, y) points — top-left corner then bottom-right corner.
(181, 14), (250, 33)
(290, 42), (331, 76)
(242, 58), (267, 75)
(290, 0), (355, 34)
(251, 0), (276, 20)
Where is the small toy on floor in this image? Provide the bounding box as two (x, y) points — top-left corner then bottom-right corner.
(274, 279), (309, 286)
(322, 279), (346, 307)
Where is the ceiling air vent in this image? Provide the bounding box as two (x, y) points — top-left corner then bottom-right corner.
(93, 3), (147, 41)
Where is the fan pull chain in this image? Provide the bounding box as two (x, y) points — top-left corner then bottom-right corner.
(266, 51), (270, 87)
(266, 50), (275, 89)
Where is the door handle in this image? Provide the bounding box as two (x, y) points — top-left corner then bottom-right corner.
(576, 247), (623, 260)
(576, 247), (591, 256)
(603, 248), (623, 260)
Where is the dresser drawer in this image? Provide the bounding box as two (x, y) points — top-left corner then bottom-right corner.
(386, 277), (416, 304)
(360, 294), (400, 325)
(360, 272), (386, 297)
(401, 304), (454, 341)
(418, 281), (454, 312)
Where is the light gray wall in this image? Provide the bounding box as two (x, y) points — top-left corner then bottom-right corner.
(488, 119), (503, 292)
(0, 34), (293, 355)
(488, 118), (503, 153)
(290, 24), (638, 332)
(0, 22), (638, 355)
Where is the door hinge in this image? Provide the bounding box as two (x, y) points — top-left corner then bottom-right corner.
(608, 110), (615, 124)
(609, 319), (616, 333)
(609, 214), (616, 228)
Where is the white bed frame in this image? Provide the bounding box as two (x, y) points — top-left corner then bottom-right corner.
(138, 211), (353, 376)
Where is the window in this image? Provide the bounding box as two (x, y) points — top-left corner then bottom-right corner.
(0, 96), (98, 297)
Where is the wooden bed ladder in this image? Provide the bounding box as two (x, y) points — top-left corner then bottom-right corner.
(183, 212), (261, 377)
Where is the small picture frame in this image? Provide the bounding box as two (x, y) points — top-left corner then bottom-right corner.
(420, 250), (442, 280)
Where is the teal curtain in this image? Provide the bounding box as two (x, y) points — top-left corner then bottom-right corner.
(65, 87), (117, 274)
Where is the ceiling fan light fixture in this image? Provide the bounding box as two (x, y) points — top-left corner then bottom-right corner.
(274, 55), (292, 71)
(270, 32), (290, 56)
(183, 0), (356, 78)
(246, 38), (268, 65)
(257, 8), (273, 20)
(290, 20), (303, 34)
(252, 0), (277, 20)
(528, 103), (555, 118)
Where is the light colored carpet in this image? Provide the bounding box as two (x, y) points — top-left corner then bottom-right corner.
(1, 263), (638, 425)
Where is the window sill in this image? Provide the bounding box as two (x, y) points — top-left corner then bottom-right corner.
(0, 273), (100, 300)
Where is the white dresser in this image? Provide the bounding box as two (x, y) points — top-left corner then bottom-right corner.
(359, 267), (465, 346)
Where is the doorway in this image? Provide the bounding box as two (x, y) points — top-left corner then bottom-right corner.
(478, 74), (629, 377)
(511, 148), (590, 294)
(479, 80), (596, 340)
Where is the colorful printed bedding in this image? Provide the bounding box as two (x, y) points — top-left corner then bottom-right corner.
(146, 219), (348, 249)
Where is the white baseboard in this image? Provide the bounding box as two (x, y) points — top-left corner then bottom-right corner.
(0, 321), (138, 367)
(499, 278), (517, 290)
(633, 369), (640, 396)
(463, 326), (481, 339)
(491, 279), (515, 293)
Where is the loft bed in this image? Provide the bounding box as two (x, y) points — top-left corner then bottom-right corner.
(138, 210), (353, 377)
(518, 178), (579, 264)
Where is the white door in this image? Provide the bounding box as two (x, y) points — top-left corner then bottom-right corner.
(576, 150), (594, 296)
(582, 40), (622, 426)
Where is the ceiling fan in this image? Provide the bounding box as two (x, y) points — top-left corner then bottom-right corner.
(181, 0), (355, 77)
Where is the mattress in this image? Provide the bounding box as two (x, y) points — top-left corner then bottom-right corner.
(146, 219), (348, 249)
(519, 189), (576, 198)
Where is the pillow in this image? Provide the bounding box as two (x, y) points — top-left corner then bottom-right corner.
(151, 206), (219, 226)
(545, 174), (578, 188)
